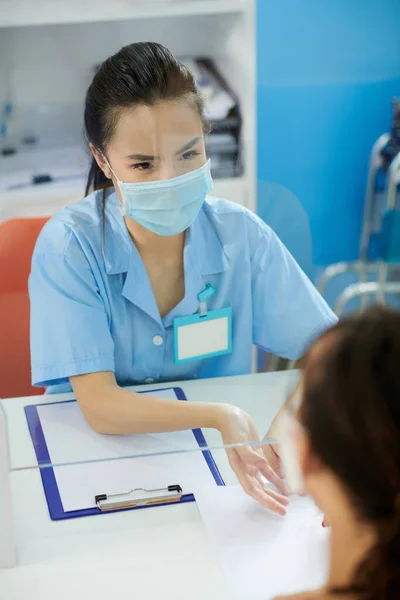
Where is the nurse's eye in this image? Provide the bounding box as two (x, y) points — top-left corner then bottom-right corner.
(132, 162), (153, 171)
(181, 150), (201, 161)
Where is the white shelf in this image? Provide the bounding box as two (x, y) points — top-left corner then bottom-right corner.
(0, 176), (249, 222)
(0, 179), (85, 221)
(0, 0), (245, 28)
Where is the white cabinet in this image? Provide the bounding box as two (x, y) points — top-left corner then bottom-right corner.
(0, 0), (256, 216)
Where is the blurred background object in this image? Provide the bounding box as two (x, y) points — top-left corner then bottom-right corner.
(0, 217), (48, 398)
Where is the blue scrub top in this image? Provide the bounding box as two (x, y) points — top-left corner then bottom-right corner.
(29, 190), (337, 394)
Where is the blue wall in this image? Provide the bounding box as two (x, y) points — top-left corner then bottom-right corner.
(256, 0), (400, 275)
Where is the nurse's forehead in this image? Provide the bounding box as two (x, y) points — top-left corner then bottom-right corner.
(110, 102), (202, 145)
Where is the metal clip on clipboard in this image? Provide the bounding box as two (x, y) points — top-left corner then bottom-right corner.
(95, 485), (183, 512)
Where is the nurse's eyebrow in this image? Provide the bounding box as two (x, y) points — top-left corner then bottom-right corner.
(125, 153), (158, 161)
(124, 137), (201, 161)
(175, 137), (201, 155)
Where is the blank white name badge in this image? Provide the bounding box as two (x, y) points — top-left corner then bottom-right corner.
(173, 307), (233, 364)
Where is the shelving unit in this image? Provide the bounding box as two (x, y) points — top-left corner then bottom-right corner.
(0, 0), (247, 28)
(0, 0), (256, 216)
(0, 176), (248, 222)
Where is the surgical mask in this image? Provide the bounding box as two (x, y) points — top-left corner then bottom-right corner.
(279, 385), (305, 495)
(106, 158), (213, 236)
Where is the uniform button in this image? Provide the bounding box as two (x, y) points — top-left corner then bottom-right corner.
(153, 335), (164, 346)
(145, 378), (155, 384)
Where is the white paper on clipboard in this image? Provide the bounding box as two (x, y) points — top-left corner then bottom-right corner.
(36, 389), (218, 513)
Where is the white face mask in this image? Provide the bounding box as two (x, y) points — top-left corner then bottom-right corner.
(279, 385), (305, 495)
(103, 157), (213, 236)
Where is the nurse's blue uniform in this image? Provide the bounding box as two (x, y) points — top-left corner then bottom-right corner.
(29, 191), (337, 394)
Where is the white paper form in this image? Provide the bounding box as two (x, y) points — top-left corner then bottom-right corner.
(36, 389), (219, 513)
(195, 485), (330, 600)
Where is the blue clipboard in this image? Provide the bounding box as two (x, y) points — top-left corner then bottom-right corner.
(24, 387), (224, 521)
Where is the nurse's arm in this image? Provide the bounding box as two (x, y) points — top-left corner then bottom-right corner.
(71, 371), (289, 513)
(70, 370), (227, 435)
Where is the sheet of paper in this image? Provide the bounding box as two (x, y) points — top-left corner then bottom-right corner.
(36, 389), (219, 513)
(37, 389), (196, 464)
(54, 445), (219, 513)
(195, 485), (330, 600)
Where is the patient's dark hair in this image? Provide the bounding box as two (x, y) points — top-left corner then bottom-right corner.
(301, 305), (400, 600)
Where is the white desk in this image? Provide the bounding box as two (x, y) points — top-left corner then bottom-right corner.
(0, 371), (299, 600)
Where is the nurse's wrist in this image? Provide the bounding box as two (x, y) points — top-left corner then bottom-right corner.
(206, 403), (235, 432)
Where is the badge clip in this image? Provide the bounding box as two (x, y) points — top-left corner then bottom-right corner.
(197, 283), (216, 317)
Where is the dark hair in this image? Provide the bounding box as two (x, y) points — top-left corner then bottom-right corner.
(84, 41), (209, 197)
(301, 306), (400, 600)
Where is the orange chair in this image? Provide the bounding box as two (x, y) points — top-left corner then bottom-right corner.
(0, 217), (49, 398)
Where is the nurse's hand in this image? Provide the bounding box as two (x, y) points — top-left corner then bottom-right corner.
(217, 405), (289, 515)
(263, 413), (331, 528)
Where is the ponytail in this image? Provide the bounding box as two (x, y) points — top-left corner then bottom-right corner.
(339, 507), (400, 600)
(331, 505), (400, 599)
(85, 156), (113, 197)
(85, 156), (113, 248)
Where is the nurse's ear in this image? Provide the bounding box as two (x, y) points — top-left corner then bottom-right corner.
(89, 144), (112, 179)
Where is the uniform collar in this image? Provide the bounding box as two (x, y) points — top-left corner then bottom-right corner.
(102, 191), (132, 275)
(102, 193), (230, 326)
(103, 193), (230, 278)
(184, 205), (230, 276)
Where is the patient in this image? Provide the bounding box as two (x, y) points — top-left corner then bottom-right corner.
(275, 306), (400, 600)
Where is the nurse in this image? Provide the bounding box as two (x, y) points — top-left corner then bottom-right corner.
(29, 42), (336, 513)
